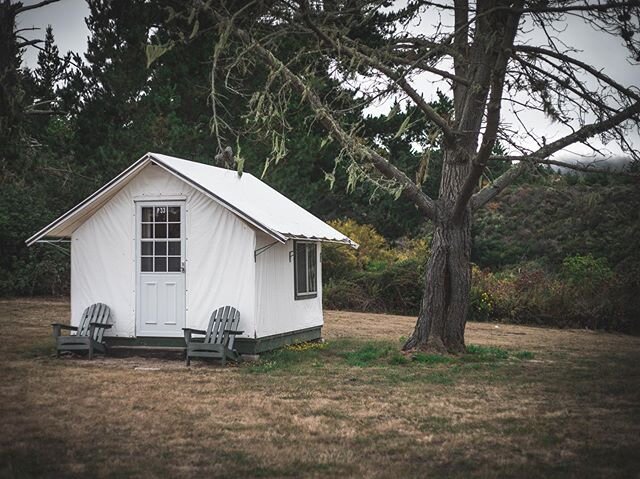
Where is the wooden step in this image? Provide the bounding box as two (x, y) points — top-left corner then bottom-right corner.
(108, 345), (185, 359)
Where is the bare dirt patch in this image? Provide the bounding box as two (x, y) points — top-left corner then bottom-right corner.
(1, 300), (639, 478)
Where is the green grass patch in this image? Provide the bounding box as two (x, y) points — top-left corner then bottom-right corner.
(463, 344), (510, 362)
(389, 352), (410, 365)
(343, 342), (394, 367)
(412, 352), (454, 364)
(515, 350), (535, 360)
(245, 340), (529, 378)
(245, 343), (329, 373)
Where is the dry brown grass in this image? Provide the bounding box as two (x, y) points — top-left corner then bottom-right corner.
(1, 299), (639, 478)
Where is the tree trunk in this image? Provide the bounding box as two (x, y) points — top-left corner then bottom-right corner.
(403, 146), (474, 354)
(402, 211), (472, 354)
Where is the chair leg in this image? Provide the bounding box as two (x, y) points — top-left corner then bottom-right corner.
(185, 355), (190, 366)
(88, 342), (93, 360)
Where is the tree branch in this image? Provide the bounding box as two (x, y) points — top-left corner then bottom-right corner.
(365, 49), (471, 86)
(514, 45), (640, 103)
(472, 100), (640, 209)
(298, 3), (456, 140)
(514, 2), (640, 14)
(16, 38), (42, 48)
(216, 13), (438, 220)
(513, 55), (616, 114)
(16, 0), (60, 14)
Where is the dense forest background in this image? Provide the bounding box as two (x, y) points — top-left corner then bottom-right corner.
(1, 1), (638, 331)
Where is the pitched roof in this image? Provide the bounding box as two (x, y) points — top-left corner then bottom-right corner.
(26, 152), (357, 247)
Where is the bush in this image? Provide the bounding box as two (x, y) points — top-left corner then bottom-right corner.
(323, 220), (428, 315)
(323, 219), (393, 282)
(561, 254), (614, 290)
(469, 286), (494, 322)
(324, 258), (423, 315)
(470, 256), (634, 332)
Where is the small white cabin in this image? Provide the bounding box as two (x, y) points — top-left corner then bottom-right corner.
(27, 153), (356, 353)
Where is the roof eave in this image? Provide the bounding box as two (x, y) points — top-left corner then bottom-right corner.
(25, 154), (153, 246)
(26, 153), (288, 247)
(283, 234), (359, 249)
(148, 154), (287, 244)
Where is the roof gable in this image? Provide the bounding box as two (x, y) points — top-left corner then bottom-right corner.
(27, 153), (356, 247)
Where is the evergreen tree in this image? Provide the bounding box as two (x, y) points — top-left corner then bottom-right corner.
(33, 25), (63, 102)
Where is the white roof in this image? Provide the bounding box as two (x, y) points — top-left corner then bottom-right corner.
(26, 152), (357, 247)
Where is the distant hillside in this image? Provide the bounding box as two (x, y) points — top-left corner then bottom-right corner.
(323, 174), (640, 331)
(472, 175), (640, 274)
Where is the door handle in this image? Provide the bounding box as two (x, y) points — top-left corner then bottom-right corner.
(181, 261), (186, 273)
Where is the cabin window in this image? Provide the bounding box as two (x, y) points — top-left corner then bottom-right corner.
(294, 241), (317, 299)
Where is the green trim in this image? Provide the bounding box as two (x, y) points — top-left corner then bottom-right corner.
(106, 337), (185, 347)
(104, 326), (322, 355)
(235, 326), (322, 354)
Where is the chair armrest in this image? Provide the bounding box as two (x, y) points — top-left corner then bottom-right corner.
(182, 328), (207, 335)
(224, 329), (244, 335)
(89, 322), (112, 329)
(51, 323), (77, 331)
(183, 327), (207, 344)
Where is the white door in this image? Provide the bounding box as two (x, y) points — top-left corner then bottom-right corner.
(136, 202), (186, 337)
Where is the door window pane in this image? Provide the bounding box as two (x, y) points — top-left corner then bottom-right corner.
(155, 223), (167, 238)
(154, 257), (167, 272)
(142, 224), (153, 238)
(142, 207), (153, 222)
(168, 241), (180, 255)
(141, 241), (153, 255)
(154, 241), (167, 255)
(168, 257), (181, 272)
(141, 257), (153, 272)
(154, 206), (167, 222)
(168, 206), (180, 222)
(168, 223), (180, 238)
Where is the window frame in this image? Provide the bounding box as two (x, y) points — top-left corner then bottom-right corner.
(293, 240), (318, 300)
(137, 202), (185, 274)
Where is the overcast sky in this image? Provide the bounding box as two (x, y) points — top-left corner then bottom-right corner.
(17, 0), (640, 161)
(18, 0), (88, 69)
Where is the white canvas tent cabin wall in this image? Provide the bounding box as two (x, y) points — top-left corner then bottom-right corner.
(27, 153), (356, 353)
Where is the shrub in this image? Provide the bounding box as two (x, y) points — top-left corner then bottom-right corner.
(561, 254), (614, 290)
(323, 219), (393, 278)
(323, 276), (386, 312)
(469, 257), (635, 331)
(559, 254), (617, 329)
(324, 258), (423, 315)
(469, 286), (494, 322)
(323, 220), (427, 315)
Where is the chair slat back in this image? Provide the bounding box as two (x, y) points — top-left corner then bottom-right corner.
(205, 306), (240, 346)
(92, 304), (111, 342)
(226, 309), (241, 351)
(77, 303), (111, 341)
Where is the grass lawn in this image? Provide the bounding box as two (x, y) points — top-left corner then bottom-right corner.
(1, 299), (639, 478)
